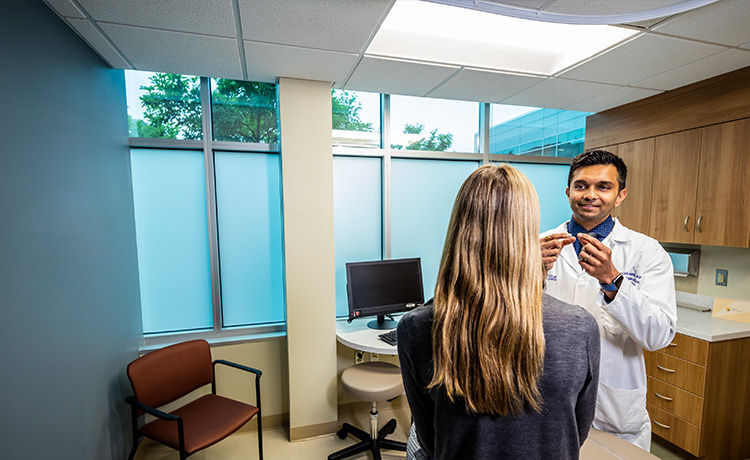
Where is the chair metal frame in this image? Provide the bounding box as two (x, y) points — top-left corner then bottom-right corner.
(125, 352), (263, 460)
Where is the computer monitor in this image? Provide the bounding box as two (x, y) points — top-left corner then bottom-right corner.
(346, 257), (424, 330)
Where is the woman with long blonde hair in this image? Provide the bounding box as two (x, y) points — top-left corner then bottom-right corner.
(397, 164), (599, 459)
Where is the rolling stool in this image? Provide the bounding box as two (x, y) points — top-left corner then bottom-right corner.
(329, 361), (407, 460)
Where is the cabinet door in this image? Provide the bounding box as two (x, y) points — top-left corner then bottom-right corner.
(612, 139), (655, 235)
(694, 118), (750, 247)
(649, 130), (702, 243)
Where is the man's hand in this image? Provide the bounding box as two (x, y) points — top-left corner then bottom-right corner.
(541, 233), (576, 273)
(577, 233), (620, 298)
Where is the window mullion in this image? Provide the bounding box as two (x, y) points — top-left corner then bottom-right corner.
(200, 76), (223, 332)
(381, 94), (391, 260)
(480, 102), (490, 163)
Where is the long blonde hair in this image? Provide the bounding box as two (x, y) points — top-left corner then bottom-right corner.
(429, 164), (545, 415)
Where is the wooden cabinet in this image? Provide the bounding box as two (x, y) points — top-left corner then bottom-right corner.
(648, 129), (702, 244)
(600, 117), (750, 247)
(694, 118), (750, 247)
(610, 138), (654, 235)
(644, 333), (750, 459)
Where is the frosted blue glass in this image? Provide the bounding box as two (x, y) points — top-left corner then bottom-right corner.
(214, 152), (285, 327)
(391, 159), (479, 300)
(333, 156), (383, 317)
(130, 149), (213, 333)
(509, 163), (572, 233)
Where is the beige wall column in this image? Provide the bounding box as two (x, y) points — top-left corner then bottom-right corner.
(278, 77), (339, 440)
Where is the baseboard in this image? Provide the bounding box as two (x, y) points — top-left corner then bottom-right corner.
(289, 421), (341, 441)
(238, 411), (289, 433)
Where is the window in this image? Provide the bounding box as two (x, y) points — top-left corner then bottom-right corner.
(504, 162), (572, 232)
(333, 156), (383, 317)
(211, 79), (279, 143)
(489, 105), (591, 157)
(126, 70), (284, 340)
(130, 149), (213, 333)
(332, 90), (381, 148)
(390, 95), (479, 152)
(126, 71), (202, 140)
(391, 159), (480, 300)
(214, 151), (285, 327)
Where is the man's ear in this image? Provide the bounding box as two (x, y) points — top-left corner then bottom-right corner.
(615, 187), (628, 207)
(565, 187), (570, 199)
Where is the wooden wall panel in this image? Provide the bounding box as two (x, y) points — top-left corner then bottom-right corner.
(586, 66), (750, 149)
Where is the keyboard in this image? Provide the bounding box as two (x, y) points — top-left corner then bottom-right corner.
(378, 329), (397, 346)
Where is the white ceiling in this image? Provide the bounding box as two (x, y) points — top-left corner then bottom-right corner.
(45, 0), (750, 113)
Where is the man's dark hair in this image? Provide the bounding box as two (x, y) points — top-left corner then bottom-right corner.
(568, 149), (627, 191)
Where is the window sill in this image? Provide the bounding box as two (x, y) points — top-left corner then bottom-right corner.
(139, 325), (286, 353)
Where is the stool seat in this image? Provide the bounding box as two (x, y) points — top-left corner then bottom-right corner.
(341, 362), (403, 402)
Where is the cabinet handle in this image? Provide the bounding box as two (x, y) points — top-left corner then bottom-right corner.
(653, 420), (671, 429)
(697, 215), (702, 233)
(668, 342), (677, 347)
(683, 216), (689, 232)
(657, 364), (676, 373)
(654, 392), (673, 401)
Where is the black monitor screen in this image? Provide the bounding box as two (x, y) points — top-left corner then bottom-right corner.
(346, 258), (424, 326)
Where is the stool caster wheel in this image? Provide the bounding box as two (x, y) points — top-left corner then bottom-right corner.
(337, 427), (348, 439)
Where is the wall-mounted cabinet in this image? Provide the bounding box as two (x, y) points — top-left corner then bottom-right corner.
(607, 118), (750, 248)
(610, 138), (655, 235)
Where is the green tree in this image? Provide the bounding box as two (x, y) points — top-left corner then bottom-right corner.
(211, 79), (279, 143)
(139, 73), (202, 139)
(403, 123), (424, 134)
(401, 123), (453, 151)
(332, 90), (373, 131)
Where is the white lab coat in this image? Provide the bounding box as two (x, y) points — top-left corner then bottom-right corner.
(542, 218), (677, 451)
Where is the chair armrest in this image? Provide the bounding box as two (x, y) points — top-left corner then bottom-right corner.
(213, 359), (262, 377)
(124, 396), (181, 422)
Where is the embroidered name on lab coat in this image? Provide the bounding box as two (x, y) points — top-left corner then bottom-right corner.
(622, 270), (641, 286)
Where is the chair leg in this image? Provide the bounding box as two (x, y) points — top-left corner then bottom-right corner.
(379, 438), (408, 451)
(328, 440), (370, 460)
(127, 435), (141, 460)
(257, 413), (263, 460)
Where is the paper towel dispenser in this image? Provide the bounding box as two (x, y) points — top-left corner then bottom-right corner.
(664, 247), (700, 277)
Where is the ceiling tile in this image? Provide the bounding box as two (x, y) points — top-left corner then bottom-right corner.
(501, 78), (618, 109)
(633, 49), (750, 91)
(427, 69), (543, 103)
(653, 0), (750, 46)
(565, 86), (662, 112)
(77, 0), (236, 37)
(100, 24), (243, 80)
(243, 41), (358, 86)
(346, 57), (459, 97)
(44, 0), (85, 18)
(238, 0), (395, 53)
(559, 34), (726, 85)
(67, 18), (130, 68)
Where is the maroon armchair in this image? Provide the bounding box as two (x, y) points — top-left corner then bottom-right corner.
(125, 339), (262, 459)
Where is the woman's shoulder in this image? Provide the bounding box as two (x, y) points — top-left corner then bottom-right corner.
(542, 293), (598, 335)
(398, 303), (434, 332)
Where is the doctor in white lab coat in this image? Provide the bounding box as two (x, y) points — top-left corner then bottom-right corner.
(540, 150), (676, 451)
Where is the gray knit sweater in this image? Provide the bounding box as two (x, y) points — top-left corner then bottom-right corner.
(397, 293), (600, 460)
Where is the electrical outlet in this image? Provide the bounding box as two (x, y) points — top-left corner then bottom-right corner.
(355, 351), (365, 364)
(716, 269), (728, 286)
(370, 353), (379, 362)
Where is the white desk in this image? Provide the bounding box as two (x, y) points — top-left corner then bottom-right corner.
(335, 316), (401, 355)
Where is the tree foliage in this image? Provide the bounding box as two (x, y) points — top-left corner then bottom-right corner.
(402, 123), (453, 151)
(332, 90), (373, 131)
(211, 79), (278, 143)
(138, 73), (202, 139)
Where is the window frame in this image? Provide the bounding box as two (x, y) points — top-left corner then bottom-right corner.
(129, 75), (285, 348)
(331, 95), (574, 319)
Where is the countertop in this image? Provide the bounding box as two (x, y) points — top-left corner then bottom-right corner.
(676, 306), (750, 342)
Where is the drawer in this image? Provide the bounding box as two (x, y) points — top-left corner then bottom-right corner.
(648, 404), (702, 456)
(644, 351), (706, 396)
(660, 333), (709, 366)
(646, 376), (704, 426)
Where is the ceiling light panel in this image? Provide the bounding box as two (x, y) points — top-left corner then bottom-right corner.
(366, 0), (638, 75)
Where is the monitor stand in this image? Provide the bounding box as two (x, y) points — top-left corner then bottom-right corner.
(367, 314), (398, 330)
